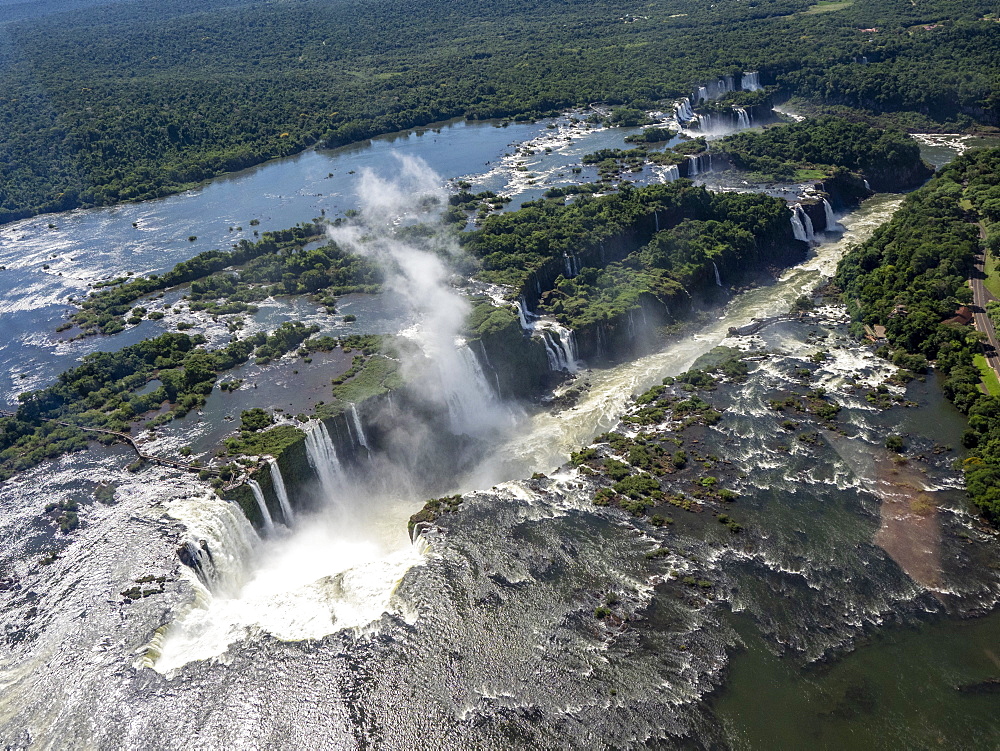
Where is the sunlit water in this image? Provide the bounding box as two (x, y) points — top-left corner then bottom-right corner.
(0, 118), (995, 748)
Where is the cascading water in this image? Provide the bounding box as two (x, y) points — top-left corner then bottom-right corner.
(349, 404), (369, 450)
(445, 343), (503, 434)
(713, 261), (723, 287)
(696, 86), (709, 102)
(515, 296), (532, 330)
(661, 164), (680, 183)
(538, 325), (579, 373)
(790, 204), (809, 242)
(674, 97), (695, 125)
(247, 480), (275, 533)
(267, 458), (294, 525)
(790, 204), (815, 243)
(741, 71), (761, 91)
(734, 107), (751, 129)
(823, 198), (840, 232)
(696, 113), (713, 133)
(863, 178), (872, 191)
(305, 420), (345, 501)
(687, 154), (700, 177)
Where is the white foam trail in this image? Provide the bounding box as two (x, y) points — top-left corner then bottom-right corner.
(349, 404), (369, 450)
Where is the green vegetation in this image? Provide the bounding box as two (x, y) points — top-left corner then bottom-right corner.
(717, 116), (930, 188)
(224, 424), (306, 458)
(0, 321), (320, 481)
(836, 147), (1000, 520)
(0, 0), (995, 224)
(974, 354), (1000, 396)
(465, 179), (794, 333)
(68, 223), (381, 336)
(408, 494), (463, 534)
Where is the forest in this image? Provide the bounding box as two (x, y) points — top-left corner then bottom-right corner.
(835, 147), (1000, 520)
(716, 116), (931, 189)
(0, 0), (996, 223)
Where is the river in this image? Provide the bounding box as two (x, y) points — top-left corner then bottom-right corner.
(0, 118), (997, 749)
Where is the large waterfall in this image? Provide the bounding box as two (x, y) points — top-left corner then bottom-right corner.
(268, 458), (294, 525)
(445, 344), (503, 434)
(305, 420), (345, 501)
(247, 480), (275, 533)
(734, 106), (751, 129)
(741, 71), (761, 91)
(660, 164), (680, 183)
(696, 112), (713, 133)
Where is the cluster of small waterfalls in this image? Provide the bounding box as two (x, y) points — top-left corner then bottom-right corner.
(673, 70), (761, 133)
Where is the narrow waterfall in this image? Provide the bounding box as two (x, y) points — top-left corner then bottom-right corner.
(734, 107), (751, 129)
(305, 420), (344, 501)
(661, 164), (680, 183)
(713, 261), (723, 287)
(790, 205), (809, 242)
(822, 199), (839, 232)
(688, 154), (700, 177)
(348, 404), (369, 450)
(696, 86), (709, 102)
(515, 296), (532, 330)
(563, 253), (580, 278)
(801, 205), (815, 241)
(863, 178), (872, 191)
(654, 211), (660, 232)
(248, 480), (275, 533)
(267, 458), (294, 525)
(741, 71), (761, 91)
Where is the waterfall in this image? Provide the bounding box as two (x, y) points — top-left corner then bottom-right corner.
(172, 496), (259, 596)
(348, 404), (369, 450)
(247, 480), (275, 533)
(539, 324), (578, 373)
(267, 458), (294, 525)
(563, 253), (580, 278)
(801, 206), (815, 241)
(654, 211), (660, 232)
(661, 164), (680, 183)
(305, 420), (344, 501)
(734, 107), (751, 129)
(696, 113), (713, 133)
(790, 205), (809, 242)
(515, 296), (532, 330)
(445, 344), (500, 434)
(863, 178), (872, 191)
(790, 204), (815, 243)
(713, 261), (723, 287)
(741, 71), (761, 91)
(674, 97), (695, 125)
(822, 199), (840, 232)
(696, 86), (709, 102)
(687, 154), (700, 177)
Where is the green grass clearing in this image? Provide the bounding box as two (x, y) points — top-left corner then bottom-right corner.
(801, 1), (854, 14)
(984, 251), (1000, 299)
(974, 353), (1000, 396)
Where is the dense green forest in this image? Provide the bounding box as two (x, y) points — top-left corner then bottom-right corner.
(464, 179), (793, 328)
(716, 116), (931, 188)
(0, 0), (996, 223)
(835, 147), (1000, 520)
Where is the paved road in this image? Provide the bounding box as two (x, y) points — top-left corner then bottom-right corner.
(969, 223), (1000, 385)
